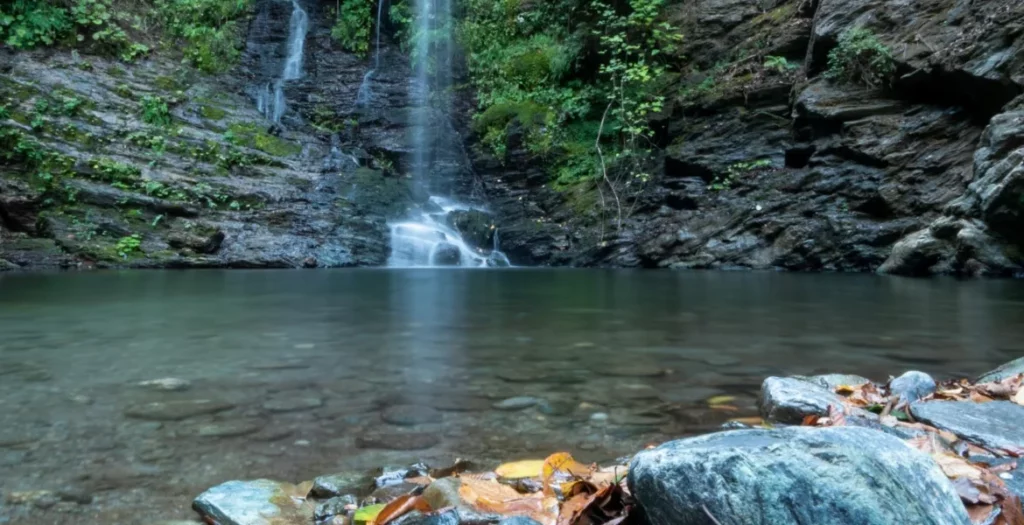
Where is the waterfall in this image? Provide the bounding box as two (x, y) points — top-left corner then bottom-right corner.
(258, 0), (309, 123)
(387, 0), (510, 268)
(356, 0), (386, 106)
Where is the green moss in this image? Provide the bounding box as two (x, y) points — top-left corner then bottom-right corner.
(473, 101), (552, 133)
(153, 75), (185, 92)
(107, 66), (127, 78)
(199, 104), (227, 120)
(226, 122), (301, 157)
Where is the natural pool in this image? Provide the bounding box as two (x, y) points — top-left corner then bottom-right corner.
(1, 269), (1021, 524)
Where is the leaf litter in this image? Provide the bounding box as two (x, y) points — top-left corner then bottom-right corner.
(802, 372), (1024, 524)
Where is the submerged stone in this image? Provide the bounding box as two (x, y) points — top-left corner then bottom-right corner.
(492, 397), (542, 410)
(356, 430), (440, 451)
(629, 426), (970, 525)
(136, 377), (192, 391)
(910, 400), (1024, 451)
(262, 395), (323, 413)
(124, 399), (234, 421)
(311, 472), (371, 498)
(381, 405), (442, 426)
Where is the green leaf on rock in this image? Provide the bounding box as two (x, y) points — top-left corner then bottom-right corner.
(354, 503), (386, 524)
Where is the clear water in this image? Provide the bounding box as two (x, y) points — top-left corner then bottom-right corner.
(1, 270), (1022, 524)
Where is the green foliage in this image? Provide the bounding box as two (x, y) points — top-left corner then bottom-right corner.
(764, 55), (796, 73)
(331, 0), (375, 57)
(89, 157), (141, 183)
(826, 28), (895, 88)
(155, 0), (251, 72)
(125, 130), (167, 154)
(0, 1), (72, 49)
(708, 159), (772, 191)
(115, 233), (142, 258)
(140, 95), (172, 126)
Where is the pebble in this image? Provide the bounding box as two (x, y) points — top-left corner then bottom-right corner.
(196, 420), (263, 438)
(590, 412), (610, 423)
(381, 405), (442, 426)
(493, 397), (542, 410)
(294, 440), (311, 447)
(137, 378), (192, 392)
(262, 396), (323, 413)
(123, 399), (234, 421)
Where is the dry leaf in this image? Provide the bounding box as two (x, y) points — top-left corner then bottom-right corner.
(729, 416), (764, 426)
(827, 405), (847, 427)
(934, 453), (985, 480)
(707, 395), (735, 406)
(460, 477), (558, 525)
(971, 391), (996, 403)
(369, 495), (432, 525)
(998, 495), (1024, 525)
(541, 453), (593, 496)
(496, 460), (546, 479)
(968, 504), (998, 524)
(801, 415), (820, 426)
(1013, 389), (1024, 407)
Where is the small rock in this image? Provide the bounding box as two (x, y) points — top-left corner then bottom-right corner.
(889, 371), (936, 404)
(911, 400), (1024, 451)
(193, 479), (315, 525)
(311, 472), (371, 499)
(197, 420), (263, 438)
(137, 378), (192, 392)
(590, 412), (609, 423)
(56, 487), (93, 505)
(314, 495), (358, 522)
(758, 376), (847, 424)
(807, 373), (872, 390)
(294, 440), (311, 447)
(492, 397), (541, 410)
(977, 357), (1024, 384)
(422, 477), (463, 510)
(629, 426), (970, 525)
(381, 405), (441, 426)
(262, 396), (323, 413)
(124, 399), (234, 421)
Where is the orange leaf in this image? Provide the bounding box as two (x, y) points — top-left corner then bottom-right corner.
(729, 417), (764, 426)
(968, 504), (997, 524)
(933, 453), (985, 481)
(998, 495), (1024, 525)
(801, 415), (820, 426)
(370, 495), (431, 525)
(541, 453), (593, 496)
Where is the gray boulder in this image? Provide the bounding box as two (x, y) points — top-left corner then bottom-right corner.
(977, 357), (1024, 384)
(193, 479), (314, 525)
(758, 376), (847, 424)
(910, 401), (1024, 452)
(889, 371), (936, 404)
(807, 373), (872, 390)
(310, 471), (370, 498)
(629, 426), (970, 525)
(432, 243), (462, 266)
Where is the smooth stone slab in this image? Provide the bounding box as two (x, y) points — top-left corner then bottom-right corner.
(910, 400), (1024, 451)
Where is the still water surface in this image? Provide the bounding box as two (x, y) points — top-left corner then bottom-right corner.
(1, 270), (1022, 523)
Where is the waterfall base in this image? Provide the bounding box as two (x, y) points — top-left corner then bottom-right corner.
(388, 198), (511, 268)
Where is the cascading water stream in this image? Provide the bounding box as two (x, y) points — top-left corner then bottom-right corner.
(356, 0), (386, 106)
(257, 0), (309, 122)
(386, 0), (510, 267)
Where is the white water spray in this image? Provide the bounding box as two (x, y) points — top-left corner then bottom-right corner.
(387, 0), (510, 267)
(356, 0), (386, 106)
(258, 0), (309, 122)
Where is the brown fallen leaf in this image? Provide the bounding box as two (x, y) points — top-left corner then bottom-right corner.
(556, 491), (601, 525)
(971, 391), (996, 403)
(496, 460), (546, 480)
(541, 453), (593, 496)
(370, 494), (432, 525)
(998, 495), (1024, 525)
(968, 504), (998, 524)
(801, 415), (820, 426)
(933, 453), (986, 481)
(1013, 388), (1024, 407)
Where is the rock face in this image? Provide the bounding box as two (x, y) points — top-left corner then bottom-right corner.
(629, 426), (971, 525)
(910, 400), (1024, 452)
(463, 0), (1024, 275)
(758, 376), (846, 424)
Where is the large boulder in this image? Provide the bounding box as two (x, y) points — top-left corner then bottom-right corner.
(447, 209), (496, 252)
(758, 376), (847, 424)
(629, 426), (970, 525)
(910, 400), (1024, 452)
(978, 357), (1024, 383)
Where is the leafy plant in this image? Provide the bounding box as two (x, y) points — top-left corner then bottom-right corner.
(115, 233), (142, 258)
(826, 28), (895, 88)
(331, 0), (375, 57)
(140, 95), (172, 126)
(0, 1), (72, 49)
(764, 55), (796, 73)
(708, 159), (772, 191)
(155, 0), (251, 73)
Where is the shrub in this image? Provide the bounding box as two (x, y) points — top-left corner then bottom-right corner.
(826, 28), (895, 88)
(0, 1), (72, 49)
(115, 234), (142, 258)
(140, 95), (172, 126)
(331, 0), (374, 57)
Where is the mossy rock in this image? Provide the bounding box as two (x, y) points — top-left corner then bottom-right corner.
(199, 105), (227, 121)
(227, 122), (302, 158)
(474, 101), (552, 134)
(350, 167), (414, 218)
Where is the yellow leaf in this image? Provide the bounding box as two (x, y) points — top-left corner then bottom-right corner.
(354, 504), (386, 525)
(932, 453), (984, 480)
(707, 395), (736, 406)
(495, 460), (546, 479)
